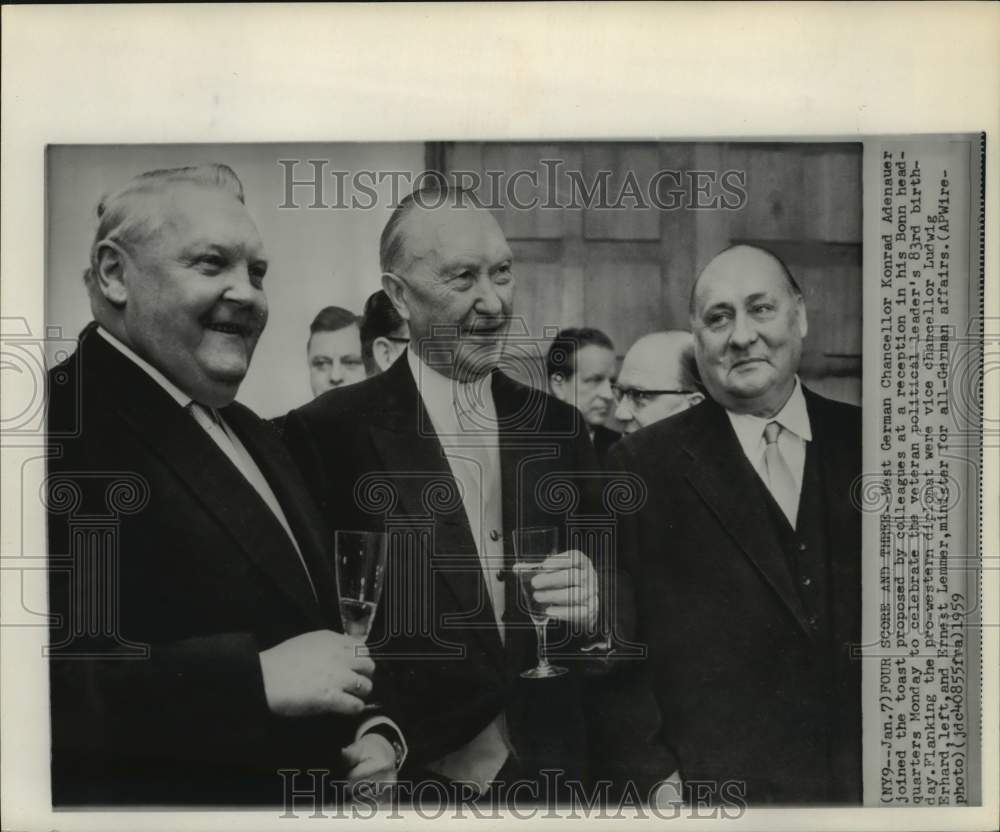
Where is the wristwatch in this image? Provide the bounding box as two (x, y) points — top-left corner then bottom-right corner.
(388, 737), (405, 771)
(369, 726), (406, 770)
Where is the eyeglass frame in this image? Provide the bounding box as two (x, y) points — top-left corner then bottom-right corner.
(611, 384), (696, 407)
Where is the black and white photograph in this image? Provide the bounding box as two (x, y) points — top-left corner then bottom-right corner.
(1, 4), (995, 831)
(41, 140), (865, 810)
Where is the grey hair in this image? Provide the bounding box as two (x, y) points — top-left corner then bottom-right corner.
(379, 183), (480, 275)
(85, 163), (245, 288)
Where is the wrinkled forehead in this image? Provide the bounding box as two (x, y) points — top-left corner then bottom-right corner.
(142, 183), (264, 254)
(693, 250), (792, 312)
(399, 204), (511, 271)
(619, 345), (683, 388)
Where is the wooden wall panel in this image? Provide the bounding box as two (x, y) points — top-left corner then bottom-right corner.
(441, 141), (862, 404)
(584, 261), (663, 355)
(483, 143), (564, 240)
(582, 144), (661, 240)
(809, 145), (863, 242)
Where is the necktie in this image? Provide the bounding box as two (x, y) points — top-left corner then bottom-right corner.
(187, 402), (317, 599)
(188, 401), (221, 432)
(763, 421), (799, 528)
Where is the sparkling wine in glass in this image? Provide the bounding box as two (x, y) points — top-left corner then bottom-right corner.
(333, 530), (388, 640)
(513, 526), (568, 679)
(333, 530), (388, 711)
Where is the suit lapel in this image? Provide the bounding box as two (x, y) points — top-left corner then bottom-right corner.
(84, 333), (325, 627)
(679, 399), (812, 635)
(223, 404), (341, 626)
(368, 357), (506, 668)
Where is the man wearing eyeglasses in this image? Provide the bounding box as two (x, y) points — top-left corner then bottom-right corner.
(612, 331), (704, 434)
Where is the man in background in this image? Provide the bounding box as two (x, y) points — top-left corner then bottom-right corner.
(612, 330), (704, 434)
(307, 305), (366, 396)
(46, 164), (402, 806)
(360, 289), (410, 376)
(546, 327), (619, 465)
(609, 244), (861, 804)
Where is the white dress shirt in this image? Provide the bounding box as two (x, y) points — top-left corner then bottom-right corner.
(407, 348), (511, 792)
(725, 376), (812, 524)
(406, 348), (507, 629)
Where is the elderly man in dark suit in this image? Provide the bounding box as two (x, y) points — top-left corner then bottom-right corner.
(284, 188), (675, 805)
(46, 164), (403, 806)
(609, 244), (862, 805)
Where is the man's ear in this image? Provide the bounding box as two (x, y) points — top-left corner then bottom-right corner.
(93, 241), (130, 308)
(381, 272), (410, 322)
(687, 391), (706, 408)
(372, 336), (392, 372)
(796, 296), (808, 339)
(549, 373), (568, 401)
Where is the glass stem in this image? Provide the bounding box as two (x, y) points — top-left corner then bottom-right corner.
(535, 618), (550, 669)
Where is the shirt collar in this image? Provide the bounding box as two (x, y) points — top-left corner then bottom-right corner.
(96, 325), (193, 409)
(407, 347), (496, 433)
(725, 376), (812, 452)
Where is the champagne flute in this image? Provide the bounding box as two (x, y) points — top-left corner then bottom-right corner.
(513, 526), (569, 679)
(333, 530), (388, 639)
(333, 530), (388, 712)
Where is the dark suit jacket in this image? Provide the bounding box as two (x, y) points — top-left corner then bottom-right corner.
(283, 353), (674, 791)
(46, 325), (379, 806)
(608, 388), (862, 805)
(591, 424), (621, 468)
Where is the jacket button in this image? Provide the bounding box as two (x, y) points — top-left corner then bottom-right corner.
(489, 529), (501, 542)
(807, 615), (819, 628)
(798, 542), (807, 552)
(801, 576), (812, 587)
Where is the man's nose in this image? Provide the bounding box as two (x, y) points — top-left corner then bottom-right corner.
(614, 398), (632, 423)
(473, 275), (504, 316)
(328, 363), (344, 385)
(729, 311), (758, 348)
(223, 265), (265, 307)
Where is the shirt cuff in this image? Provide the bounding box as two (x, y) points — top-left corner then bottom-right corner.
(356, 715), (408, 770)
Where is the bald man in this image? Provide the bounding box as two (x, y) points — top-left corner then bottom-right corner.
(613, 331), (704, 434)
(283, 187), (675, 806)
(609, 245), (861, 804)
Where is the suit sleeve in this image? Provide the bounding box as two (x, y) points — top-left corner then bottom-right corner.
(282, 406), (336, 526)
(47, 561), (357, 780)
(584, 438), (682, 795)
(47, 438), (360, 796)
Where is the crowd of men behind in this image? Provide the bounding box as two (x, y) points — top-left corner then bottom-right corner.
(295, 294), (704, 459)
(46, 163), (862, 811)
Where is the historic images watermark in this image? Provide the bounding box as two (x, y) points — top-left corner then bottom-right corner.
(276, 769), (748, 820)
(277, 160), (749, 212)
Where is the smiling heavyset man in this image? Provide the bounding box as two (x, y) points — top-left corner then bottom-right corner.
(609, 244), (863, 804)
(46, 164), (403, 806)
